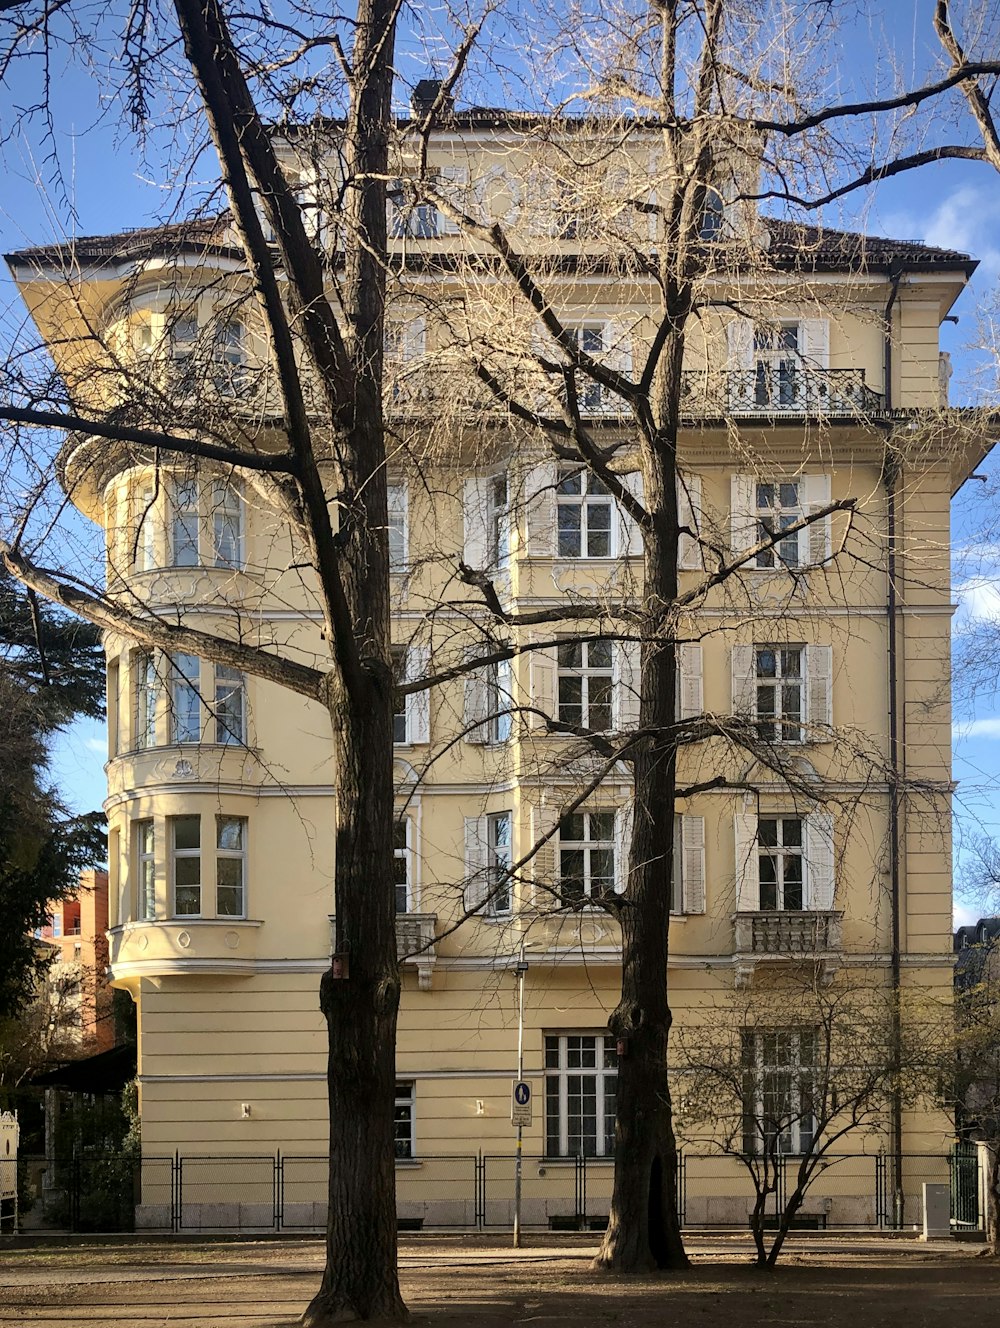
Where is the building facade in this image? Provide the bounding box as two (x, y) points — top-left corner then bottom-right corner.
(6, 113), (987, 1229)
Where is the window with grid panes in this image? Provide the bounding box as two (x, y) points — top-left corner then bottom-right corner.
(490, 656), (513, 742)
(567, 327), (604, 411)
(558, 812), (615, 903)
(172, 477), (200, 567)
(391, 647), (407, 744)
(753, 325), (800, 408)
(557, 640), (613, 731)
(489, 474), (510, 568)
(545, 1034), (617, 1157)
(211, 480), (243, 568)
(394, 1083), (415, 1158)
(741, 1029), (817, 1156)
(487, 811), (512, 915)
(556, 466), (612, 557)
(754, 481), (802, 568)
(170, 654), (201, 744)
(755, 646), (803, 743)
(171, 816), (201, 916)
(393, 819), (410, 913)
(758, 817), (803, 910)
(135, 486), (157, 572)
(216, 817), (247, 917)
(214, 665), (245, 744)
(134, 651), (158, 749)
(136, 820), (155, 920)
(387, 484), (407, 569)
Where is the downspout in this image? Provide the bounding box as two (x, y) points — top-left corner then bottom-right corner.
(883, 259), (905, 1228)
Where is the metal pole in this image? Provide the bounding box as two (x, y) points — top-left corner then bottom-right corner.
(513, 941), (527, 1248)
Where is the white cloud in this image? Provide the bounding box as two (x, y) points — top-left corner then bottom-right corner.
(954, 900), (982, 929)
(882, 184), (1000, 284)
(954, 574), (1000, 628)
(954, 717), (1000, 740)
(84, 736), (107, 754)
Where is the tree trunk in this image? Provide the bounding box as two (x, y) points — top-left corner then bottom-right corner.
(986, 1141), (1000, 1256)
(302, 677), (406, 1325)
(595, 372), (689, 1270)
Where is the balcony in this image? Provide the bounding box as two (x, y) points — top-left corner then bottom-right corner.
(107, 919), (262, 981)
(328, 912), (438, 990)
(733, 909), (843, 987)
(681, 368), (884, 416)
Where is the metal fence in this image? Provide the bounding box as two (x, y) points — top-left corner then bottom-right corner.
(17, 1147), (985, 1235)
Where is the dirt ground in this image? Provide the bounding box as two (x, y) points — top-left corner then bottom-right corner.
(0, 1234), (998, 1328)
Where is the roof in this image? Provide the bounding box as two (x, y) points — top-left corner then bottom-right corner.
(5, 212), (976, 277)
(31, 1042), (137, 1093)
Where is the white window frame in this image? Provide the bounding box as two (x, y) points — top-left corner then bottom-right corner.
(567, 325), (605, 412)
(556, 466), (614, 558)
(742, 1028), (817, 1157)
(489, 473), (510, 568)
(171, 815), (202, 918)
(393, 817), (412, 914)
(491, 656), (513, 743)
(487, 811), (513, 916)
(754, 479), (803, 568)
(216, 815), (247, 918)
(557, 640), (614, 732)
(171, 476), (200, 567)
(753, 323), (802, 409)
(214, 664), (246, 745)
(136, 819), (155, 921)
(544, 1032), (618, 1158)
(387, 482), (408, 570)
(170, 316), (199, 394)
(211, 321), (246, 394)
(391, 645), (408, 745)
(134, 650), (158, 750)
(170, 654), (202, 745)
(394, 1082), (415, 1160)
(558, 811), (616, 904)
(754, 645), (804, 744)
(758, 816), (804, 911)
(135, 485), (157, 572)
(388, 177), (440, 239)
(211, 479), (244, 569)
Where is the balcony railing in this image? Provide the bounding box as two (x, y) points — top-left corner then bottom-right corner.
(328, 912), (438, 990)
(681, 367), (884, 415)
(733, 909), (843, 987)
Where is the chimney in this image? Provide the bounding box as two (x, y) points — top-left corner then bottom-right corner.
(411, 78), (454, 119)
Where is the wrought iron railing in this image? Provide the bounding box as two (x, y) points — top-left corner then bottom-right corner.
(681, 367), (884, 415)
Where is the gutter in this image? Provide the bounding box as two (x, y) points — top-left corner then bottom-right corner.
(882, 259), (905, 1228)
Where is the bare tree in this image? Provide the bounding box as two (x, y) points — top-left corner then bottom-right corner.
(0, 0), (998, 1315)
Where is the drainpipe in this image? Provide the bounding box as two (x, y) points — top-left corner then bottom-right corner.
(883, 260), (904, 1228)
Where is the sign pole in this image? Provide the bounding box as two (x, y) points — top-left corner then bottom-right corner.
(513, 941), (528, 1248)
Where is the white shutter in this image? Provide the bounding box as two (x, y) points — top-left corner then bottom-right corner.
(615, 801), (634, 895)
(403, 316), (426, 363)
(619, 469), (645, 558)
(437, 165), (468, 235)
(800, 318), (830, 370)
(678, 643), (703, 720)
(614, 640), (641, 730)
(731, 473), (757, 555)
(734, 810), (759, 912)
(806, 810), (835, 910)
(678, 473), (702, 571)
(806, 644), (833, 735)
(404, 645), (430, 745)
(530, 802), (560, 905)
(463, 475), (491, 568)
(681, 815), (706, 914)
(802, 472), (831, 566)
(463, 647), (491, 744)
(606, 317), (633, 379)
(726, 317), (755, 370)
(464, 815), (490, 910)
(524, 462), (557, 557)
(528, 644), (557, 730)
(731, 644), (756, 715)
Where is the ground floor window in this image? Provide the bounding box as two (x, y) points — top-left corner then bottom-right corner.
(545, 1033), (617, 1158)
(394, 1083), (415, 1159)
(741, 1028), (817, 1156)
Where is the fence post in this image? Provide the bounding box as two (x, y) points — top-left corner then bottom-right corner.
(577, 1154), (586, 1231)
(678, 1149), (686, 1228)
(475, 1152), (484, 1231)
(274, 1150), (282, 1231)
(173, 1150), (181, 1233)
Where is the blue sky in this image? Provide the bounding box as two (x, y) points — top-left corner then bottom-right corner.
(3, 1), (1000, 921)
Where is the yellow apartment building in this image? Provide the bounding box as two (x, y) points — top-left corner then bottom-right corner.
(5, 107), (989, 1231)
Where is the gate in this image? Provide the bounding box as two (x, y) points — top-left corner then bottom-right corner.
(950, 1141), (980, 1230)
